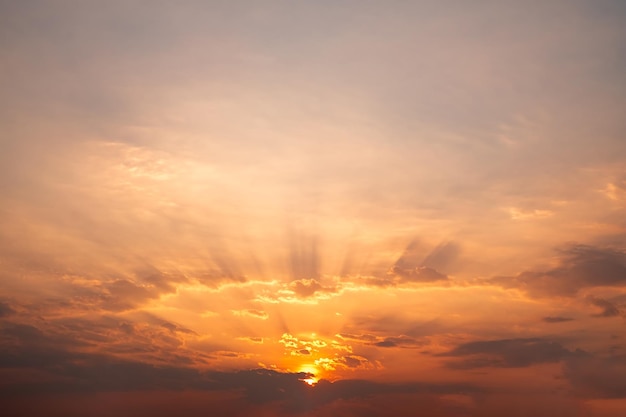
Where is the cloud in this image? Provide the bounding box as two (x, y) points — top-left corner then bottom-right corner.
(490, 244), (626, 297)
(341, 356), (363, 368)
(342, 240), (454, 289)
(1, 323), (49, 347)
(0, 340), (304, 397)
(0, 301), (15, 317)
(564, 353), (626, 398)
(60, 272), (188, 313)
(390, 266), (448, 283)
(374, 335), (426, 348)
(338, 333), (426, 349)
(602, 180), (626, 202)
(421, 242), (461, 272)
(1, 0), (626, 415)
(344, 314), (444, 340)
(279, 333), (354, 359)
(541, 316), (574, 323)
(0, 359), (482, 416)
(254, 279), (341, 304)
(0, 310), (207, 371)
(194, 269), (247, 288)
(0, 319), (483, 412)
(289, 279), (336, 298)
(386, 240), (452, 284)
(314, 355), (375, 372)
(0, 267), (192, 315)
(507, 207), (554, 220)
(7, 389), (589, 417)
(587, 296), (621, 318)
(439, 338), (573, 368)
(231, 309), (269, 320)
(102, 279), (159, 311)
(337, 333), (378, 343)
(352, 266), (449, 289)
(133, 312), (197, 335)
(285, 378), (481, 414)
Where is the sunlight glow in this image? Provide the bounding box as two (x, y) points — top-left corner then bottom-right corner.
(298, 365), (319, 386)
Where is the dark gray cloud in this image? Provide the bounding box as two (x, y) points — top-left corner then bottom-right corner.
(541, 316), (574, 323)
(587, 296), (621, 318)
(0, 265), (193, 315)
(0, 319), (236, 393)
(564, 352), (626, 398)
(290, 378), (480, 414)
(1, 323), (48, 347)
(490, 244), (626, 297)
(341, 356), (364, 368)
(0, 311), (206, 371)
(439, 338), (573, 369)
(53, 274), (185, 313)
(0, 311), (483, 412)
(374, 336), (419, 348)
(0, 301), (15, 317)
(0, 327), (480, 414)
(337, 332), (427, 350)
(338, 333), (378, 343)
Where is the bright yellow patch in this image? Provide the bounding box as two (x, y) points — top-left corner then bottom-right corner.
(298, 365), (319, 386)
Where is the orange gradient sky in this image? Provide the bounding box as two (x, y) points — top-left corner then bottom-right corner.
(1, 1), (626, 416)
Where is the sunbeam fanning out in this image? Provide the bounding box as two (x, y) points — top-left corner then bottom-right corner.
(2, 1), (626, 416)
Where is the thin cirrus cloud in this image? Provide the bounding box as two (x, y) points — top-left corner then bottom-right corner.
(1, 1), (626, 416)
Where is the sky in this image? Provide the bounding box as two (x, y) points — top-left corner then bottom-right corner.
(1, 1), (626, 416)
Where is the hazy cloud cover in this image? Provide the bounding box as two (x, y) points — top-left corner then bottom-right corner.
(1, 0), (626, 415)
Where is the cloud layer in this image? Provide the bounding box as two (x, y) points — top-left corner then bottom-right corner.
(1, 0), (626, 416)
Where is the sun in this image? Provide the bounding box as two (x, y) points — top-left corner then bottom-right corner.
(298, 365), (319, 386)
